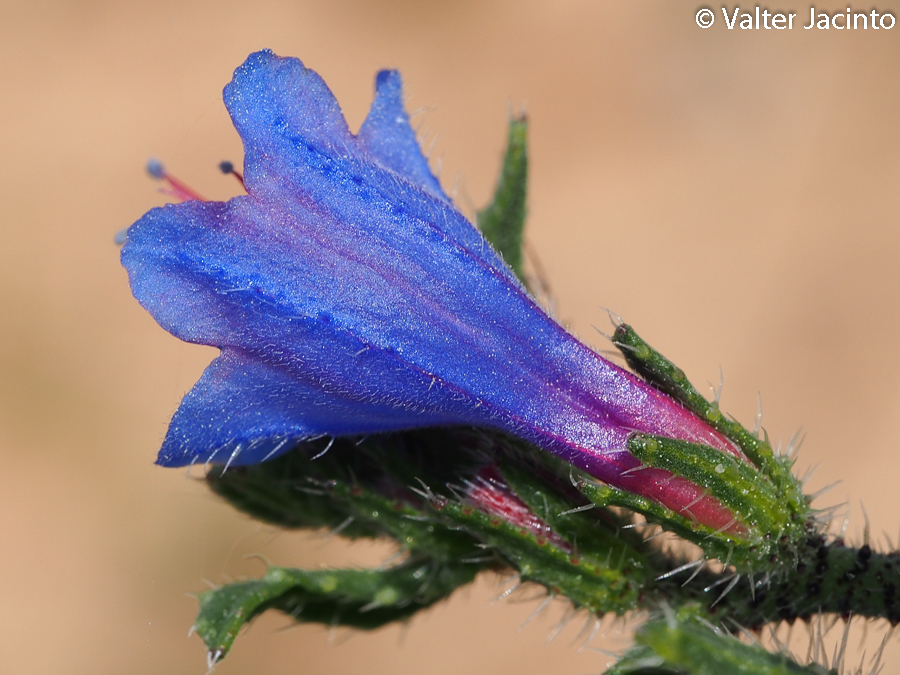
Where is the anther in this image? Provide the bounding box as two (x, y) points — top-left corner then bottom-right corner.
(219, 160), (245, 189)
(146, 158), (205, 202)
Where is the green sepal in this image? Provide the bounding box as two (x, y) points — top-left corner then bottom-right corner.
(512, 446), (743, 566)
(628, 435), (790, 542)
(574, 477), (721, 552)
(207, 433), (489, 561)
(476, 115), (528, 280)
(610, 323), (810, 560)
(195, 558), (480, 662)
(572, 432), (804, 569)
(611, 324), (798, 496)
(497, 458), (650, 569)
(208, 470), (481, 562)
(431, 491), (643, 615)
(607, 612), (835, 675)
(207, 457), (380, 539)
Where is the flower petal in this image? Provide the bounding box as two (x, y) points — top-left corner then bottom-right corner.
(124, 190), (733, 476)
(123, 51), (741, 520)
(223, 50), (516, 281)
(223, 50), (354, 180)
(157, 349), (464, 468)
(357, 69), (448, 202)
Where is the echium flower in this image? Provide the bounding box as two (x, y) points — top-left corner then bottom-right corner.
(122, 50), (746, 532)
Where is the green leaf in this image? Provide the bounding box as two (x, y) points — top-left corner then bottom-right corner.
(477, 115), (528, 280)
(607, 613), (836, 675)
(195, 558), (480, 663)
(206, 432), (490, 561)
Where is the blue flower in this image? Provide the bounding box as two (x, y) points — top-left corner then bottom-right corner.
(122, 50), (741, 529)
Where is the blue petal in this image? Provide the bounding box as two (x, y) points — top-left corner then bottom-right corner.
(124, 197), (633, 467)
(157, 349), (464, 467)
(125, 192), (713, 474)
(123, 51), (737, 476)
(224, 50), (517, 283)
(357, 69), (448, 201)
(223, 50), (354, 168)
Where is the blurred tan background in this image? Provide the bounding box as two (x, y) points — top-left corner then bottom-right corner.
(2, 1), (900, 673)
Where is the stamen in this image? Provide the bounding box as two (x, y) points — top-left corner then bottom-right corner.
(219, 160), (246, 189)
(146, 159), (205, 202)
